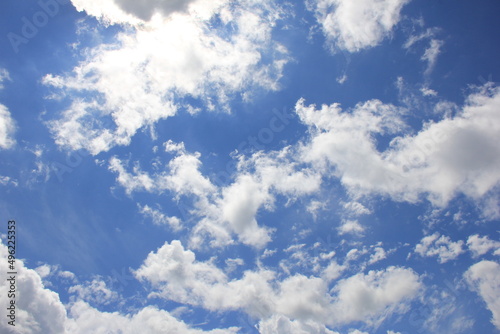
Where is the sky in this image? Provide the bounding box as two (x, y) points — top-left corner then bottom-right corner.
(0, 0), (500, 333)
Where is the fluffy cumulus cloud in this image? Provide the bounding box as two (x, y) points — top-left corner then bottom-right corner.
(0, 69), (16, 149)
(136, 239), (422, 330)
(68, 278), (119, 305)
(0, 235), (422, 333)
(343, 201), (371, 217)
(212, 150), (321, 247)
(0, 104), (16, 149)
(0, 242), (67, 333)
(108, 0), (198, 21)
(465, 261), (500, 330)
(108, 83), (500, 258)
(338, 220), (365, 236)
(111, 84), (500, 248)
(110, 143), (321, 248)
(368, 246), (387, 265)
(258, 314), (339, 334)
(329, 266), (421, 326)
(109, 141), (215, 198)
(308, 0), (410, 52)
(45, 0), (289, 154)
(135, 240), (279, 317)
(414, 233), (464, 263)
(70, 0), (220, 24)
(295, 83), (500, 207)
(467, 234), (500, 258)
(0, 239), (237, 334)
(66, 301), (238, 334)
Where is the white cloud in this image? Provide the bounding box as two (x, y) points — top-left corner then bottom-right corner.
(195, 148), (321, 248)
(0, 69), (16, 149)
(465, 260), (500, 330)
(450, 317), (475, 333)
(139, 204), (182, 231)
(338, 220), (365, 236)
(403, 26), (443, 77)
(164, 139), (186, 154)
(111, 146), (321, 248)
(211, 148), (322, 247)
(368, 246), (387, 265)
(258, 314), (339, 334)
(225, 258), (244, 274)
(481, 194), (500, 220)
(284, 244), (307, 254)
(0, 68), (10, 89)
(422, 39), (443, 76)
(34, 264), (77, 283)
(330, 244), (391, 272)
(46, 0), (289, 154)
(109, 157), (156, 194)
(421, 86), (437, 97)
(276, 274), (334, 323)
(135, 240), (278, 317)
(321, 260), (346, 281)
(111, 0), (199, 21)
(404, 26), (435, 49)
(0, 175), (18, 187)
(309, 0), (410, 52)
(307, 200), (327, 220)
(70, 0), (228, 25)
(106, 82), (500, 249)
(217, 173), (275, 247)
(336, 74), (347, 84)
(348, 331), (368, 334)
(0, 239), (239, 334)
(329, 266), (421, 326)
(0, 241), (69, 333)
(66, 300), (238, 334)
(343, 201), (371, 217)
(160, 144), (217, 199)
(109, 84), (500, 252)
(109, 143), (215, 199)
(467, 234), (500, 258)
(0, 239), (422, 333)
(296, 84), (500, 208)
(414, 233), (464, 263)
(345, 248), (365, 263)
(296, 98), (408, 198)
(35, 264), (53, 278)
(417, 284), (474, 334)
(59, 270), (77, 281)
(70, 0), (142, 25)
(136, 241), (422, 328)
(262, 248), (277, 259)
(69, 278), (119, 305)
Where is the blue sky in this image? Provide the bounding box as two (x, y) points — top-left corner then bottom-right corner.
(1, 0), (500, 333)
